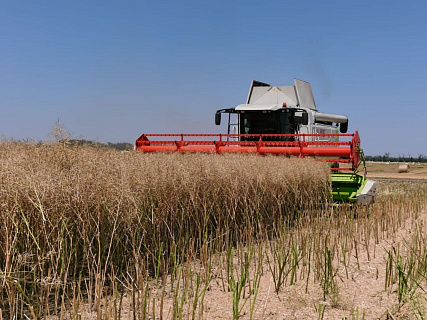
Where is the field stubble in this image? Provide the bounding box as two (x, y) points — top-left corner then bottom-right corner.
(0, 142), (426, 319)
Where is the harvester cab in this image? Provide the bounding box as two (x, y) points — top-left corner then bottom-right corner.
(215, 79), (349, 141)
(135, 78), (377, 204)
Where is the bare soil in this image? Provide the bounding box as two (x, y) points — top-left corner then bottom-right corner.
(75, 208), (427, 319)
(146, 211), (427, 320)
(366, 161), (427, 180)
(81, 211), (427, 320)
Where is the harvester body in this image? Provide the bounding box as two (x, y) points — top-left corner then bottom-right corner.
(135, 78), (376, 204)
(216, 79), (348, 141)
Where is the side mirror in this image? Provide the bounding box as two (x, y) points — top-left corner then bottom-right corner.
(340, 121), (348, 133)
(302, 112), (308, 125)
(215, 112), (221, 125)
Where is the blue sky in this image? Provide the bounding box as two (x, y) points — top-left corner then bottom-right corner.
(1, 1), (426, 156)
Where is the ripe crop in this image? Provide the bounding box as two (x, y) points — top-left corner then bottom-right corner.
(0, 141), (330, 318)
(1, 141), (426, 319)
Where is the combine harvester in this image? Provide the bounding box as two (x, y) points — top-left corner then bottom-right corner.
(136, 79), (376, 204)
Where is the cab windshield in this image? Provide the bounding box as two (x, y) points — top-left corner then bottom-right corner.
(240, 111), (296, 140)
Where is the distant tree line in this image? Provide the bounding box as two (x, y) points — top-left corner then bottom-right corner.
(47, 122), (134, 151)
(67, 139), (134, 151)
(365, 152), (427, 163)
(106, 142), (134, 151)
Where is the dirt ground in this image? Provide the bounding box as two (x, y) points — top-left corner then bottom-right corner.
(366, 161), (427, 180)
(99, 210), (427, 320)
(165, 211), (427, 320)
